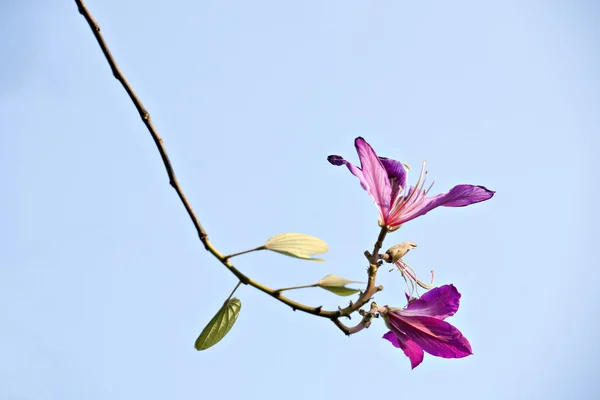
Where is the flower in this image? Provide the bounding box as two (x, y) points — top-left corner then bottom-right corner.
(327, 137), (494, 231)
(380, 284), (472, 369)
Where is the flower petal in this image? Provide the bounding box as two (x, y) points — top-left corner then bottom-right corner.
(326, 155), (368, 191)
(403, 284), (461, 320)
(388, 313), (473, 360)
(383, 330), (425, 369)
(328, 138), (392, 221)
(354, 137), (392, 216)
(388, 184), (494, 226)
(400, 339), (425, 369)
(379, 157), (407, 202)
(383, 330), (401, 348)
(439, 184), (495, 207)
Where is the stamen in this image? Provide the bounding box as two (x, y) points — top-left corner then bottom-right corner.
(416, 270), (435, 290)
(424, 178), (436, 196)
(400, 269), (415, 297)
(396, 261), (416, 296)
(389, 161), (427, 216)
(421, 170), (429, 191)
(398, 260), (435, 293)
(402, 161), (426, 205)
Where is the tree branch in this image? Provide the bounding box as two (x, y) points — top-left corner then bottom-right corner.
(74, 0), (388, 329)
(75, 0), (208, 245)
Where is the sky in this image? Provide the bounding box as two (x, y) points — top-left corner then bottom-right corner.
(0, 1), (598, 399)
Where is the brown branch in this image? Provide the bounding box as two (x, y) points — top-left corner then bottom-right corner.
(74, 0), (388, 331)
(332, 302), (381, 336)
(74, 0), (208, 245)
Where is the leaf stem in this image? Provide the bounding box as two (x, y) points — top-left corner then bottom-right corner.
(225, 281), (243, 302)
(223, 246), (266, 261)
(274, 284), (319, 293)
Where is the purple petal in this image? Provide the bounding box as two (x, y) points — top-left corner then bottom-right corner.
(388, 184), (494, 226)
(327, 155), (368, 191)
(354, 137), (392, 215)
(400, 339), (425, 369)
(383, 330), (425, 369)
(403, 284), (461, 320)
(328, 138), (392, 220)
(439, 184), (495, 207)
(327, 155), (346, 166)
(388, 313), (473, 360)
(379, 157), (407, 202)
(383, 330), (401, 348)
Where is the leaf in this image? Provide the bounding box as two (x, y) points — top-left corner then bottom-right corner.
(320, 286), (361, 296)
(195, 298), (242, 351)
(264, 233), (328, 261)
(316, 274), (361, 297)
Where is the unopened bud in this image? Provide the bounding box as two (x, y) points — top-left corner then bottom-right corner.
(384, 242), (417, 263)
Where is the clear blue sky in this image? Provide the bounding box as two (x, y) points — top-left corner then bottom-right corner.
(1, 1), (597, 399)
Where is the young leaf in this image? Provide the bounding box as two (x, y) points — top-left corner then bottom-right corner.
(316, 274), (361, 297)
(195, 298), (242, 351)
(320, 286), (361, 296)
(264, 233), (328, 261)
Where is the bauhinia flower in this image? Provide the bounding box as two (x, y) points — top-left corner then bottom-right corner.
(379, 284), (472, 369)
(328, 137), (494, 231)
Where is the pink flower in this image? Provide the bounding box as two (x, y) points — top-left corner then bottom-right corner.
(380, 284), (472, 369)
(328, 137), (494, 231)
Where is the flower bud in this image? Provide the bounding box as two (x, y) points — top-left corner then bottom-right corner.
(384, 242), (417, 263)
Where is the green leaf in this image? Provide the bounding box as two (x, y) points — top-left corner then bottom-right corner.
(264, 233), (328, 261)
(316, 274), (361, 297)
(195, 298), (242, 351)
(320, 286), (361, 296)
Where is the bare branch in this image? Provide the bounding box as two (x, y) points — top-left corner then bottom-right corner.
(74, 0), (387, 328)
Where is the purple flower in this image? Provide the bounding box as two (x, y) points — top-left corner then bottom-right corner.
(380, 284), (472, 369)
(328, 137), (494, 231)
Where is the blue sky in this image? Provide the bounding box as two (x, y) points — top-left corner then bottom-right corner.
(0, 1), (597, 399)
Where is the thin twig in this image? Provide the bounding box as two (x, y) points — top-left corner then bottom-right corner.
(74, 0), (208, 245)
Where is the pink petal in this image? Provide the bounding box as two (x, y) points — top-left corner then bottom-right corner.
(388, 313), (473, 360)
(354, 137), (392, 218)
(328, 138), (392, 222)
(388, 184), (494, 226)
(383, 330), (401, 348)
(403, 284), (461, 320)
(400, 339), (425, 369)
(383, 330), (425, 369)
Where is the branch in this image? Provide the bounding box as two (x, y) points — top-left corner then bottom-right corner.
(332, 302), (381, 336)
(74, 0), (387, 326)
(74, 0), (208, 245)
